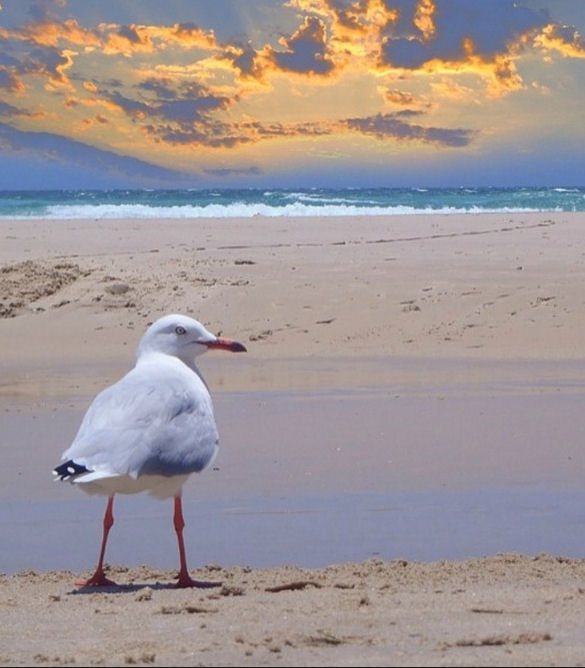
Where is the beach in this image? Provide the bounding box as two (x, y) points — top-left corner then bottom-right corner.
(2, 211), (585, 666)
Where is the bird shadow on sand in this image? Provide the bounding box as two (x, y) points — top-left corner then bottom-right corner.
(67, 579), (224, 595)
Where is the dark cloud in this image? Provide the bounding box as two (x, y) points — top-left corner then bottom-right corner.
(0, 121), (199, 186)
(345, 111), (473, 146)
(0, 37), (69, 84)
(157, 95), (230, 123)
(107, 90), (152, 117)
(26, 0), (61, 23)
(138, 79), (232, 121)
(381, 0), (546, 68)
(138, 77), (177, 99)
(108, 78), (232, 128)
(326, 0), (371, 32)
(224, 42), (262, 79)
(147, 120), (249, 148)
(203, 165), (262, 177)
(149, 115), (332, 148)
(0, 51), (23, 68)
(30, 45), (70, 77)
(0, 69), (21, 92)
(117, 25), (144, 45)
(384, 37), (430, 69)
(0, 100), (26, 117)
(147, 107), (473, 150)
(269, 16), (335, 74)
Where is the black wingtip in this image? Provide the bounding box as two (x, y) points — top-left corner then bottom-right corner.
(53, 460), (90, 481)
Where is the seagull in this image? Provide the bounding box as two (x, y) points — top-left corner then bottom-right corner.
(53, 314), (246, 588)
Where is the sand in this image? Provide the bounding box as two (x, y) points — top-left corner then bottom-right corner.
(2, 211), (585, 666)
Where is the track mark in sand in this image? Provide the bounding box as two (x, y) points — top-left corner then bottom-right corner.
(0, 259), (87, 317)
(306, 630), (347, 646)
(215, 221), (555, 252)
(444, 631), (552, 649)
(159, 604), (218, 615)
(266, 580), (323, 592)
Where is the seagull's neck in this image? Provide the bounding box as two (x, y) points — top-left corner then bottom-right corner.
(136, 351), (209, 390)
(180, 356), (210, 391)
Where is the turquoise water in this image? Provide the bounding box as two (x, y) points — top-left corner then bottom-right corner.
(0, 186), (584, 219)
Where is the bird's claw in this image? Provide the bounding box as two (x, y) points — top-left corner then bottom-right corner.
(76, 572), (118, 587)
(175, 574), (222, 589)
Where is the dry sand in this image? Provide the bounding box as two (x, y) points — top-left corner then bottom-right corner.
(2, 212), (585, 666)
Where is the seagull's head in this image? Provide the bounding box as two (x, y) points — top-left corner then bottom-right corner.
(137, 314), (247, 361)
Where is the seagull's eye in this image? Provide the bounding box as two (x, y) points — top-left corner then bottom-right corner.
(175, 326), (187, 335)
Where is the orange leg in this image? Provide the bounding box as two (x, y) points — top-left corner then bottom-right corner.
(77, 495), (118, 587)
(173, 495), (221, 588)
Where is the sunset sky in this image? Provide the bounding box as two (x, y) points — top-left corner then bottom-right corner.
(0, 0), (584, 189)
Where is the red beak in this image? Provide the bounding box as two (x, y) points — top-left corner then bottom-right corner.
(206, 337), (247, 353)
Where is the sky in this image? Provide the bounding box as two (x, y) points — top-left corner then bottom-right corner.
(0, 0), (584, 190)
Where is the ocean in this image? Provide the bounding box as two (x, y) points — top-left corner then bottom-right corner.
(0, 186), (584, 219)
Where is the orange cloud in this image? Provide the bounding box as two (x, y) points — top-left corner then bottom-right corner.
(100, 24), (154, 56)
(9, 18), (100, 48)
(161, 23), (218, 50)
(3, 18), (219, 59)
(279, 0), (527, 99)
(534, 23), (585, 58)
(51, 48), (76, 88)
(1, 0), (584, 177)
(223, 43), (265, 81)
(390, 33), (525, 100)
(384, 88), (419, 106)
(99, 23), (218, 56)
(414, 0), (437, 41)
(65, 94), (121, 115)
(285, 0), (397, 66)
(430, 78), (475, 101)
(0, 67), (25, 94)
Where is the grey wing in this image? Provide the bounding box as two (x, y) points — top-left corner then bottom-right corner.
(61, 370), (219, 479)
